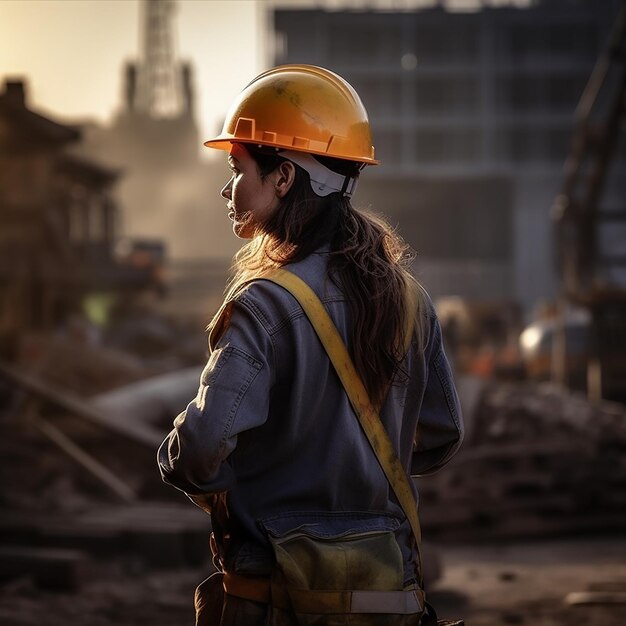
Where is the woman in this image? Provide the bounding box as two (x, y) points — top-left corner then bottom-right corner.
(158, 65), (463, 626)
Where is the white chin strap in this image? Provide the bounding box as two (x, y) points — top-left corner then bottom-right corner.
(279, 149), (359, 198)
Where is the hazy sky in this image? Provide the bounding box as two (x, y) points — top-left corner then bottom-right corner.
(0, 0), (531, 144)
(0, 0), (263, 145)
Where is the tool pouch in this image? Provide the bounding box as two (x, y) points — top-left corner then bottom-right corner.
(261, 512), (425, 626)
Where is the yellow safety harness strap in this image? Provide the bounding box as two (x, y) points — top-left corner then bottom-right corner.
(263, 269), (423, 583)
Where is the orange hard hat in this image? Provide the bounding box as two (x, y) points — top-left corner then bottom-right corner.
(204, 64), (378, 165)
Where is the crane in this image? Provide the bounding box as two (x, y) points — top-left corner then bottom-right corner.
(551, 2), (626, 401)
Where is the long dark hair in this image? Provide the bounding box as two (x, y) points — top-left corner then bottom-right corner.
(213, 144), (427, 407)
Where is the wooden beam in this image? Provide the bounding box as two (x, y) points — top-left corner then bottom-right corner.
(32, 411), (136, 503)
(0, 359), (163, 448)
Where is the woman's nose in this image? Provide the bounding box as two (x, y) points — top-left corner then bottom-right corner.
(221, 178), (232, 200)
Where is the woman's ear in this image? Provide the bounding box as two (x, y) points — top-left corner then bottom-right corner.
(273, 161), (296, 198)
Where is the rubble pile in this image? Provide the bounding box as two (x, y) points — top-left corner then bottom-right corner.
(417, 382), (626, 541)
(0, 318), (208, 566)
(0, 330), (211, 609)
(16, 334), (149, 396)
(15, 313), (207, 397)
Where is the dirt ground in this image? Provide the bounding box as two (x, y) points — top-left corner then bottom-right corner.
(1, 536), (625, 626)
(431, 536), (626, 626)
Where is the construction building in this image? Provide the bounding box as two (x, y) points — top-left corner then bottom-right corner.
(271, 0), (625, 314)
(0, 80), (158, 356)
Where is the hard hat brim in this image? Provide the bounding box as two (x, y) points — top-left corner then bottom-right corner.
(204, 135), (379, 166)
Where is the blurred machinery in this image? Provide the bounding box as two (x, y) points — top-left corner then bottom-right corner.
(423, 6), (626, 529)
(430, 4), (626, 398)
(548, 3), (626, 401)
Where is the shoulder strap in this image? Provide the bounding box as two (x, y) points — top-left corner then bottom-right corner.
(263, 268), (423, 583)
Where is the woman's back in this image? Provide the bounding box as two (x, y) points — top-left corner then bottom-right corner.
(160, 248), (462, 585)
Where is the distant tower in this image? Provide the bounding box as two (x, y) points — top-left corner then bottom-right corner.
(126, 0), (192, 119)
(77, 0), (235, 261)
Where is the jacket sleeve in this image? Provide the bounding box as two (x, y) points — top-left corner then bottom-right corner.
(411, 317), (464, 476)
(157, 298), (274, 496)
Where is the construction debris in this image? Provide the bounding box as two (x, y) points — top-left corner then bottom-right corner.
(31, 411), (137, 503)
(565, 591), (626, 606)
(0, 359), (164, 448)
(417, 381), (626, 541)
(565, 580), (626, 606)
(0, 546), (90, 592)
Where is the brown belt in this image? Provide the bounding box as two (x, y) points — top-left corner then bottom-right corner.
(222, 572), (271, 604)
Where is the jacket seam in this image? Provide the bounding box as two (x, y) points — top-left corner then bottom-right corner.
(213, 346), (264, 474)
(432, 347), (462, 431)
(235, 297), (278, 377)
(238, 292), (272, 329)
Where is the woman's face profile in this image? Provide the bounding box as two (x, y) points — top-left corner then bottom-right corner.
(220, 143), (281, 239)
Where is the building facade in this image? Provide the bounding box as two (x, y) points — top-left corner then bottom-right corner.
(271, 1), (624, 315)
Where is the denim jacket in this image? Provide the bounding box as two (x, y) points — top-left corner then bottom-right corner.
(158, 250), (464, 582)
